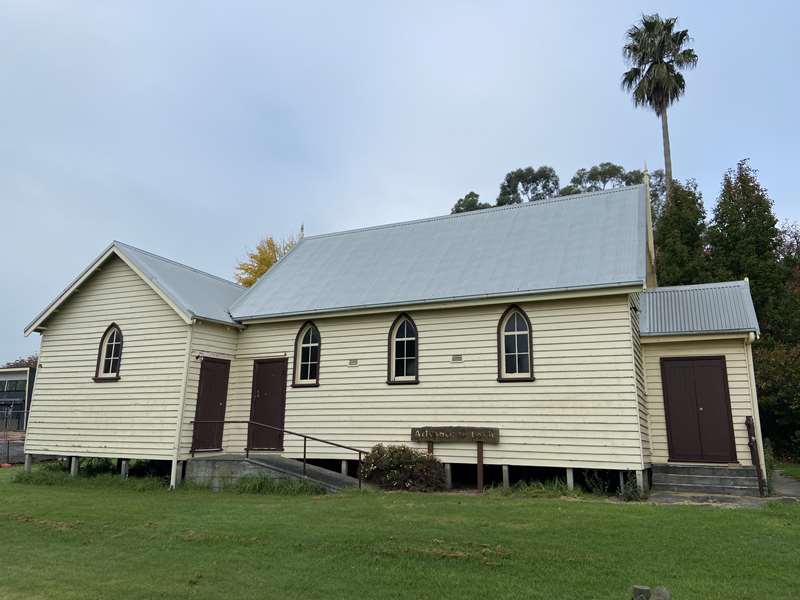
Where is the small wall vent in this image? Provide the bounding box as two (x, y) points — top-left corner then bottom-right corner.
(451, 354), (463, 363)
(348, 359), (359, 367)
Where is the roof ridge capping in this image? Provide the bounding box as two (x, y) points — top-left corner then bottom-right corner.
(113, 241), (242, 288)
(304, 184), (647, 241)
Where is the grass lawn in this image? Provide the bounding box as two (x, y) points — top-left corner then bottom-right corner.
(1, 468), (798, 600)
(777, 463), (800, 480)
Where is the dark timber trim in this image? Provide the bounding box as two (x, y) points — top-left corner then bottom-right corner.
(291, 320), (321, 388)
(93, 322), (123, 382)
(496, 304), (535, 383)
(387, 313), (420, 385)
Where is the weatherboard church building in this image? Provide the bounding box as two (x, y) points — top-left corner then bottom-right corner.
(22, 183), (767, 495)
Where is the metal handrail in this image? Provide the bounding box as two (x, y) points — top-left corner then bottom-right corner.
(190, 419), (366, 489)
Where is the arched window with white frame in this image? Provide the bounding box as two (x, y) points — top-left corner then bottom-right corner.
(388, 314), (418, 384)
(95, 323), (123, 381)
(293, 321), (321, 387)
(497, 306), (534, 382)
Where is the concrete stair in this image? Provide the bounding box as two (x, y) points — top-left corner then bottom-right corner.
(651, 464), (761, 497)
(185, 453), (361, 492)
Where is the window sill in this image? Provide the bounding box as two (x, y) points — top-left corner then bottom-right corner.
(497, 376), (535, 383)
(386, 379), (419, 385)
(93, 376), (121, 383)
(291, 382), (319, 388)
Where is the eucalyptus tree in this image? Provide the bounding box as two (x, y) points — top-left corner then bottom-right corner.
(621, 14), (698, 199)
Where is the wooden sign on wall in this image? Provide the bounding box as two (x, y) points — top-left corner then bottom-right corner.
(410, 426), (500, 444)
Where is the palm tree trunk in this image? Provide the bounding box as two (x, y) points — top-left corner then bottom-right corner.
(661, 109), (673, 201)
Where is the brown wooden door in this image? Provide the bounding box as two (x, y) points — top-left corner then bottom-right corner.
(661, 356), (737, 463)
(249, 358), (287, 450)
(191, 357), (230, 451)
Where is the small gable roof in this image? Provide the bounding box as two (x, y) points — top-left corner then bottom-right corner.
(25, 242), (243, 335)
(639, 280), (760, 337)
(230, 185), (649, 321)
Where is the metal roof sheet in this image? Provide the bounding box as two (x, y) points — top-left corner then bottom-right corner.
(230, 185), (648, 320)
(639, 280), (759, 337)
(25, 242), (243, 333)
(113, 242), (243, 326)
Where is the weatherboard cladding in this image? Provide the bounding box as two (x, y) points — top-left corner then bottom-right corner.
(114, 242), (243, 326)
(639, 281), (759, 336)
(25, 241), (244, 333)
(230, 185), (649, 320)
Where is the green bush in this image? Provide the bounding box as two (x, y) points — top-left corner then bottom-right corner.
(619, 473), (646, 502)
(584, 470), (610, 496)
(754, 342), (800, 460)
(359, 444), (445, 491)
(80, 457), (116, 476)
(40, 460), (69, 473)
(12, 468), (69, 486)
(236, 475), (326, 495)
(764, 438), (776, 493)
(489, 479), (580, 498)
(12, 467), (167, 491)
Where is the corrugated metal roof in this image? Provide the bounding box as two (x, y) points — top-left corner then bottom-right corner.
(25, 242), (243, 333)
(230, 185), (648, 320)
(639, 281), (759, 336)
(113, 242), (243, 325)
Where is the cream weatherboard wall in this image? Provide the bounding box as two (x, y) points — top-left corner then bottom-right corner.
(177, 320), (240, 458)
(25, 256), (190, 460)
(642, 336), (762, 467)
(221, 293), (645, 470)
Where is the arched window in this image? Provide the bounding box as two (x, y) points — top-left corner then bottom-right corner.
(388, 314), (418, 384)
(497, 306), (534, 382)
(293, 322), (320, 387)
(95, 323), (123, 381)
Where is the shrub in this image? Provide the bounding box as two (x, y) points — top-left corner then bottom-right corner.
(764, 438), (776, 493)
(489, 478), (581, 498)
(360, 444), (445, 491)
(40, 460), (69, 473)
(128, 459), (171, 478)
(80, 457), (116, 477)
(12, 468), (167, 490)
(236, 475), (326, 495)
(620, 473), (646, 502)
(12, 468), (69, 486)
(584, 470), (610, 496)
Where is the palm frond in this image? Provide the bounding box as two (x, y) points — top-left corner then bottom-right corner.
(621, 13), (697, 113)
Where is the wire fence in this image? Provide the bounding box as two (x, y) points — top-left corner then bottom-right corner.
(1, 410), (28, 465)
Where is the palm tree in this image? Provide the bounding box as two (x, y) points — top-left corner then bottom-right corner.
(622, 14), (698, 201)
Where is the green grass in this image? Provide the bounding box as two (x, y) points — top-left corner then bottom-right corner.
(777, 463), (800, 480)
(1, 467), (798, 600)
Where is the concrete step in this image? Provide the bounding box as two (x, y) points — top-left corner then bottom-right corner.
(653, 473), (759, 488)
(651, 482), (759, 497)
(650, 463), (761, 497)
(652, 464), (756, 478)
(649, 491), (768, 507)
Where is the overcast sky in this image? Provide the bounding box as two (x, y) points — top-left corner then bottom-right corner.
(2, 1), (798, 360)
